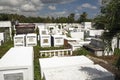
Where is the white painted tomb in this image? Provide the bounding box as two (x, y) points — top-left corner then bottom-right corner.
(68, 42), (82, 51)
(88, 29), (104, 37)
(39, 56), (94, 78)
(51, 35), (64, 47)
(40, 35), (51, 47)
(43, 64), (114, 80)
(82, 22), (92, 29)
(70, 31), (84, 41)
(0, 32), (4, 42)
(0, 47), (34, 80)
(39, 55), (114, 80)
(14, 34), (26, 47)
(0, 21), (12, 39)
(26, 33), (37, 46)
(39, 28), (49, 35)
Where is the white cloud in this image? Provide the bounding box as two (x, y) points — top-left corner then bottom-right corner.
(0, 6), (4, 10)
(0, 6), (19, 11)
(77, 3), (97, 10)
(54, 11), (67, 16)
(21, 3), (37, 12)
(43, 11), (68, 17)
(40, 0), (75, 4)
(75, 10), (78, 13)
(77, 6), (82, 10)
(0, 0), (25, 6)
(60, 0), (75, 4)
(48, 5), (56, 10)
(0, 0), (44, 13)
(75, 13), (79, 16)
(81, 3), (97, 9)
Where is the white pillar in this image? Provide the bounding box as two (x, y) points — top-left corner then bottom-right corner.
(62, 51), (64, 56)
(66, 51), (68, 55)
(40, 52), (43, 57)
(58, 51), (60, 56)
(50, 52), (52, 57)
(70, 50), (72, 55)
(54, 51), (55, 56)
(45, 53), (47, 56)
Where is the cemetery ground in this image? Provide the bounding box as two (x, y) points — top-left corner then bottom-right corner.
(0, 40), (120, 80)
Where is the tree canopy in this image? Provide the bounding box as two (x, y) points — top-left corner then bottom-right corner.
(0, 12), (92, 23)
(94, 0), (120, 53)
(95, 0), (120, 37)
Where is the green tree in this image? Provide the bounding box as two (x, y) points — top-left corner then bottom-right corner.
(67, 13), (75, 23)
(93, 15), (107, 29)
(94, 0), (120, 69)
(94, 0), (120, 54)
(78, 12), (88, 23)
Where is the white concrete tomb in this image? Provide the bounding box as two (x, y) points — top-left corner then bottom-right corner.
(51, 35), (64, 47)
(0, 32), (4, 42)
(40, 35), (51, 47)
(14, 34), (26, 47)
(26, 33), (37, 46)
(0, 47), (34, 80)
(43, 64), (114, 80)
(39, 56), (94, 78)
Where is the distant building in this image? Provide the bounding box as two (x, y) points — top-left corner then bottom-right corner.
(15, 23), (35, 34)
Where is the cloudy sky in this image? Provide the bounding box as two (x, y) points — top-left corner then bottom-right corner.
(0, 0), (102, 18)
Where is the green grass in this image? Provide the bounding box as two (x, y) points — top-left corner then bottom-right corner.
(34, 46), (42, 80)
(114, 48), (120, 56)
(0, 40), (13, 58)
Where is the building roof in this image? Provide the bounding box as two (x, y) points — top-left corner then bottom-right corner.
(16, 23), (35, 28)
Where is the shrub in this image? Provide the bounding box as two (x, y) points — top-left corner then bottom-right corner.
(73, 47), (90, 56)
(114, 48), (120, 56)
